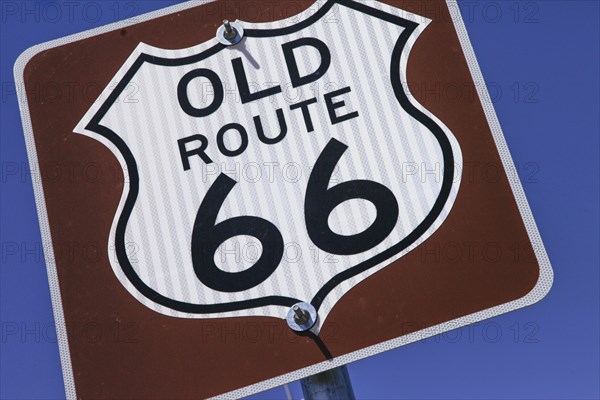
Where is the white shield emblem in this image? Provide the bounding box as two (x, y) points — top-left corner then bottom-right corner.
(75, 0), (462, 330)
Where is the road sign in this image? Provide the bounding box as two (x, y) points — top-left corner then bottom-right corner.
(15, 0), (552, 398)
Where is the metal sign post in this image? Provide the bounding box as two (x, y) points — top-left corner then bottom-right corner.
(301, 366), (356, 400)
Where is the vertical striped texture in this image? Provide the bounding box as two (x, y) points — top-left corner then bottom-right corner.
(76, 2), (462, 324)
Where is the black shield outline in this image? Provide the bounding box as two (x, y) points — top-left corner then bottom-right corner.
(83, 0), (457, 314)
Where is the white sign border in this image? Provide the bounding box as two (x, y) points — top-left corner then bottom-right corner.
(13, 1), (553, 399)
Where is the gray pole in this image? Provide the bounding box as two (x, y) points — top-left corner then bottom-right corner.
(300, 365), (356, 400)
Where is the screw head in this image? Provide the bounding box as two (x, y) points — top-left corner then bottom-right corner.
(222, 19), (236, 39)
(286, 302), (317, 332)
(292, 305), (309, 324)
(216, 20), (244, 46)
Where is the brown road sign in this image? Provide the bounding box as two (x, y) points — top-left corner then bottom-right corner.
(15, 0), (552, 398)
